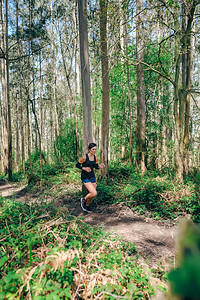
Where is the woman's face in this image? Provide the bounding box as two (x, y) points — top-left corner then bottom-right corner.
(89, 146), (97, 154)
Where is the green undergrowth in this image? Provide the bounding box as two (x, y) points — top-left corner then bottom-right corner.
(96, 163), (199, 222)
(5, 158), (199, 222)
(25, 161), (199, 222)
(0, 197), (156, 299)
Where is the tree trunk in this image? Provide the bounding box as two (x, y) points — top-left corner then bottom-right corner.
(183, 2), (195, 175)
(5, 0), (12, 179)
(174, 51), (183, 181)
(136, 0), (146, 173)
(0, 9), (8, 174)
(78, 0), (92, 153)
(26, 0), (33, 172)
(15, 90), (19, 171)
(15, 0), (25, 173)
(74, 1), (81, 99)
(0, 0), (12, 178)
(99, 0), (109, 178)
(173, 1), (196, 181)
(125, 16), (132, 164)
(39, 50), (44, 153)
(0, 92), (4, 172)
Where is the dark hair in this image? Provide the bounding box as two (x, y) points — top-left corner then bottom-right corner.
(88, 143), (96, 150)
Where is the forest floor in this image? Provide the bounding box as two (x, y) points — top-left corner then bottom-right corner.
(0, 180), (177, 270)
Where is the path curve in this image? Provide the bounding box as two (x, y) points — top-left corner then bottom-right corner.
(69, 201), (177, 266)
(0, 181), (177, 267)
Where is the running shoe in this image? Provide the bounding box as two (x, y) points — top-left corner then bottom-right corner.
(86, 206), (93, 213)
(81, 198), (87, 212)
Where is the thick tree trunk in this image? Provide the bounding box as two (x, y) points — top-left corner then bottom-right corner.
(173, 1), (195, 181)
(0, 101), (4, 172)
(99, 0), (109, 178)
(0, 0), (12, 178)
(78, 0), (92, 153)
(136, 0), (146, 173)
(1, 40), (8, 174)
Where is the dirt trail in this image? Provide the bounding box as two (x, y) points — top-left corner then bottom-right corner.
(0, 181), (177, 266)
(69, 201), (177, 266)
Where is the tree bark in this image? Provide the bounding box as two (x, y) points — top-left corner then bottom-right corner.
(182, 2), (195, 175)
(99, 0), (109, 178)
(15, 0), (25, 173)
(25, 0), (33, 171)
(0, 0), (12, 178)
(0, 2), (8, 174)
(136, 0), (146, 173)
(78, 0), (92, 153)
(173, 1), (196, 181)
(125, 14), (132, 164)
(39, 50), (44, 153)
(5, 0), (12, 179)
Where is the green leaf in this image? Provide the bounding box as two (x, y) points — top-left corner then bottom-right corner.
(0, 255), (8, 268)
(60, 288), (71, 298)
(46, 292), (60, 300)
(4, 272), (20, 284)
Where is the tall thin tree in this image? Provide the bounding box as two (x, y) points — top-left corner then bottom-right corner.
(136, 0), (146, 173)
(99, 0), (109, 177)
(0, 0), (12, 179)
(78, 0), (92, 153)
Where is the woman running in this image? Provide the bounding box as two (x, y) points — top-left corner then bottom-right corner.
(76, 143), (105, 213)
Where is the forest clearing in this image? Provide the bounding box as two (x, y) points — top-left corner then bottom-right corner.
(0, 0), (200, 299)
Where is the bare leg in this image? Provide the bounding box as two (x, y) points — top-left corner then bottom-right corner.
(83, 182), (97, 206)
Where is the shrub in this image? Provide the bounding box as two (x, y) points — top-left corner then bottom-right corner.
(97, 179), (114, 204)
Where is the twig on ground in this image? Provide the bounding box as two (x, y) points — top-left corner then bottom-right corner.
(72, 260), (82, 300)
(95, 291), (130, 299)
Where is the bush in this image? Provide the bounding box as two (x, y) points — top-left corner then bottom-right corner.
(106, 162), (198, 220)
(55, 119), (78, 163)
(97, 179), (114, 204)
(20, 150), (66, 185)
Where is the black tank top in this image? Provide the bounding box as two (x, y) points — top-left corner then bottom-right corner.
(81, 154), (96, 180)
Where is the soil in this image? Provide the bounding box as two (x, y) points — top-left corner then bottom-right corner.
(0, 181), (177, 268)
(68, 201), (177, 267)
